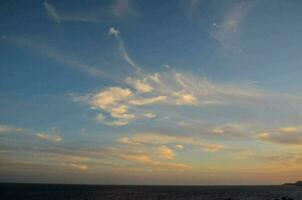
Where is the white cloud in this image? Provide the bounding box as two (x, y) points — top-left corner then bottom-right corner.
(44, 1), (61, 24)
(61, 163), (88, 171)
(7, 36), (111, 79)
(108, 27), (119, 36)
(43, 0), (137, 24)
(175, 144), (184, 150)
(108, 27), (141, 72)
(142, 112), (156, 119)
(0, 125), (23, 134)
(118, 137), (142, 145)
(210, 0), (255, 52)
(36, 133), (63, 142)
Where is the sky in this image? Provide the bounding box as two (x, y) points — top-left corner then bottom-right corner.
(1, 0), (302, 185)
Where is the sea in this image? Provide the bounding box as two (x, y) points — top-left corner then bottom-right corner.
(0, 183), (301, 200)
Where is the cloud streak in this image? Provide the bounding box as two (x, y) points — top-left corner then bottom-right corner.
(2, 36), (116, 81)
(256, 126), (302, 145)
(118, 132), (225, 152)
(44, 1), (61, 25)
(36, 132), (62, 142)
(43, 0), (137, 24)
(108, 27), (141, 72)
(211, 0), (255, 52)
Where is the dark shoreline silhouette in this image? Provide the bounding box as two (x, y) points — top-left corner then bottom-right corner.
(282, 181), (302, 186)
(0, 183), (301, 200)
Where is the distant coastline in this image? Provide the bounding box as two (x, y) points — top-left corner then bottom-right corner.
(282, 181), (302, 186)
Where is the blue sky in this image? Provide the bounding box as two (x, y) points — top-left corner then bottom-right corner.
(1, 0), (302, 185)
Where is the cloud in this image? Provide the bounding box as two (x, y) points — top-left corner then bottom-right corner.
(36, 133), (63, 142)
(82, 86), (165, 125)
(0, 125), (23, 134)
(108, 27), (141, 72)
(126, 77), (153, 93)
(90, 87), (135, 125)
(90, 87), (133, 110)
(61, 163), (88, 171)
(175, 144), (184, 150)
(117, 133), (192, 145)
(96, 113), (131, 126)
(108, 27), (120, 36)
(127, 70), (263, 105)
(110, 149), (191, 170)
(173, 91), (197, 105)
(0, 124), (63, 143)
(44, 1), (61, 24)
(142, 112), (156, 119)
(63, 26), (302, 130)
(278, 127), (299, 133)
(76, 66), (265, 126)
(256, 126), (302, 145)
(4, 36), (113, 80)
(197, 123), (249, 139)
(129, 96), (167, 106)
(0, 126), (194, 174)
(200, 143), (224, 152)
(43, 0), (137, 24)
(211, 0), (255, 52)
(118, 137), (142, 145)
(118, 132), (225, 153)
(158, 145), (175, 159)
(117, 153), (160, 165)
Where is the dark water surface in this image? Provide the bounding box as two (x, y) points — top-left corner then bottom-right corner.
(0, 183), (301, 200)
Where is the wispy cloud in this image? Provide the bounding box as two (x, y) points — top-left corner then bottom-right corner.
(61, 163), (88, 171)
(44, 1), (61, 25)
(0, 124), (63, 143)
(118, 132), (225, 153)
(256, 126), (302, 145)
(211, 0), (255, 52)
(0, 125), (24, 134)
(2, 36), (115, 81)
(108, 27), (141, 72)
(36, 132), (62, 142)
(44, 0), (138, 24)
(0, 126), (192, 174)
(107, 148), (192, 170)
(75, 67), (265, 126)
